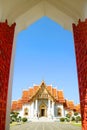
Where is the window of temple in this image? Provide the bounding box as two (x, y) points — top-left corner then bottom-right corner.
(57, 107), (62, 116)
(24, 108), (29, 116)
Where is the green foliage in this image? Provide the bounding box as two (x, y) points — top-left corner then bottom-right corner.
(71, 116), (75, 121)
(60, 117), (65, 122)
(76, 116), (81, 122)
(22, 117), (28, 122)
(66, 113), (71, 118)
(10, 111), (19, 123)
(74, 112), (79, 116)
(65, 117), (70, 122)
(16, 116), (22, 122)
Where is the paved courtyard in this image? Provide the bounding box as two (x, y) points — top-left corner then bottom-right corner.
(10, 122), (81, 130)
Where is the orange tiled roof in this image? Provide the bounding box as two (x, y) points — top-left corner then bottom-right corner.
(21, 86), (39, 103)
(33, 86), (39, 92)
(64, 100), (75, 110)
(47, 86), (65, 102)
(11, 82), (76, 111)
(74, 104), (80, 113)
(56, 90), (65, 103)
(11, 101), (17, 111)
(11, 99), (22, 111)
(52, 88), (57, 97)
(47, 86), (52, 94)
(68, 100), (74, 109)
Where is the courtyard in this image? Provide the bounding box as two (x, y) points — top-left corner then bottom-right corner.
(10, 122), (81, 130)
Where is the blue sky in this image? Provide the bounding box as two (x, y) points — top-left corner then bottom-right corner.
(12, 16), (79, 104)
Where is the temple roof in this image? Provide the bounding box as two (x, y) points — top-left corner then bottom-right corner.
(64, 100), (75, 110)
(73, 104), (80, 113)
(11, 81), (80, 112)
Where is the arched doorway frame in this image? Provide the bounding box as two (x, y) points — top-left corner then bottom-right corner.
(0, 1), (87, 130)
(39, 103), (47, 117)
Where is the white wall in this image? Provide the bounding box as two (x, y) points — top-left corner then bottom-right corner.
(17, 101), (76, 119)
(18, 104), (31, 119)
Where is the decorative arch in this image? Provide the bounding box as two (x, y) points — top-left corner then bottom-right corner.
(39, 103), (47, 117)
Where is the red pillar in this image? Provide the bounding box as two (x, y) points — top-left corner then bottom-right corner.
(0, 20), (16, 130)
(73, 19), (87, 130)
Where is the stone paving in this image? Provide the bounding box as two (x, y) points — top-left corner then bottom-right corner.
(10, 122), (81, 130)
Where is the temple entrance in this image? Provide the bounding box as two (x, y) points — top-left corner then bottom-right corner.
(41, 109), (45, 116)
(40, 103), (47, 117)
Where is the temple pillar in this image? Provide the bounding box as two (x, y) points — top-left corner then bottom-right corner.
(0, 20), (16, 130)
(30, 102), (34, 118)
(52, 101), (54, 117)
(35, 99), (38, 117)
(48, 99), (51, 117)
(32, 102), (34, 118)
(73, 19), (87, 130)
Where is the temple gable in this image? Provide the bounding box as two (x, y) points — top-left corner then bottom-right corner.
(33, 81), (54, 100)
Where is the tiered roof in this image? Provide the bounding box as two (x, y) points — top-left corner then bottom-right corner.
(64, 100), (75, 110)
(74, 104), (80, 113)
(11, 81), (80, 112)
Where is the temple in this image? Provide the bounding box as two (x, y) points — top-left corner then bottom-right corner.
(11, 81), (80, 120)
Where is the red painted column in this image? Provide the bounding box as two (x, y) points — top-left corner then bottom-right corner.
(0, 20), (16, 130)
(73, 19), (87, 130)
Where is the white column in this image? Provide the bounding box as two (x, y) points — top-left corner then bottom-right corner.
(52, 101), (55, 117)
(35, 99), (38, 117)
(31, 102), (34, 118)
(35, 99), (38, 112)
(62, 106), (64, 117)
(34, 101), (35, 117)
(48, 99), (51, 117)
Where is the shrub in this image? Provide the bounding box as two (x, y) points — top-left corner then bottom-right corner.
(10, 111), (19, 122)
(74, 112), (78, 116)
(66, 113), (71, 118)
(60, 117), (65, 122)
(22, 117), (27, 122)
(65, 118), (70, 122)
(76, 116), (81, 122)
(71, 116), (75, 121)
